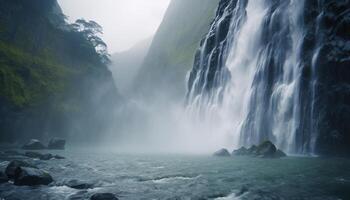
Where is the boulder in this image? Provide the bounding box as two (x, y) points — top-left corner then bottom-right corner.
(256, 141), (277, 158)
(213, 148), (231, 157)
(5, 160), (37, 179)
(48, 138), (66, 150)
(14, 167), (53, 186)
(66, 179), (93, 189)
(247, 145), (258, 155)
(22, 139), (46, 150)
(274, 149), (287, 158)
(54, 155), (65, 159)
(90, 193), (118, 200)
(232, 147), (248, 156)
(0, 171), (9, 183)
(231, 141), (287, 158)
(25, 152), (53, 160)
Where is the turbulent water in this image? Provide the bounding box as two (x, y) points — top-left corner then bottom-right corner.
(186, 0), (326, 154)
(1, 150), (350, 200)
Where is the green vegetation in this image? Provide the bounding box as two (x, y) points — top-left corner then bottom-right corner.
(136, 0), (219, 98)
(0, 0), (120, 142)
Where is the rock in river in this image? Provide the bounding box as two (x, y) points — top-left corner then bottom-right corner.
(232, 147), (249, 156)
(66, 179), (94, 189)
(213, 148), (231, 157)
(22, 139), (46, 150)
(232, 141), (287, 158)
(48, 138), (66, 150)
(25, 152), (53, 160)
(14, 167), (53, 186)
(256, 141), (277, 158)
(5, 160), (37, 179)
(90, 193), (118, 200)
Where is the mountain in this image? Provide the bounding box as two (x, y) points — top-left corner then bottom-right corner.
(110, 38), (152, 96)
(186, 0), (350, 156)
(0, 0), (121, 143)
(134, 0), (220, 99)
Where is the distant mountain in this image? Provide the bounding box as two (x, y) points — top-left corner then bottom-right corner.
(134, 0), (219, 100)
(110, 38), (152, 96)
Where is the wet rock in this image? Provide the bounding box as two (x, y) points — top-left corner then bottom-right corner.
(22, 139), (46, 150)
(66, 179), (93, 189)
(54, 155), (65, 159)
(48, 138), (66, 150)
(213, 148), (231, 157)
(232, 141), (287, 158)
(90, 193), (118, 200)
(14, 167), (53, 186)
(256, 141), (277, 158)
(5, 160), (37, 179)
(0, 171), (9, 183)
(232, 147), (248, 156)
(25, 152), (53, 160)
(274, 149), (287, 158)
(247, 145), (258, 154)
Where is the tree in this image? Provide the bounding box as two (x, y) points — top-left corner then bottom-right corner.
(71, 19), (110, 64)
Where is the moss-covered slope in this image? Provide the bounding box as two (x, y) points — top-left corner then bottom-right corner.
(135, 0), (219, 99)
(0, 0), (121, 142)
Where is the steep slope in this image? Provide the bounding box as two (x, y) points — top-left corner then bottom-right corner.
(0, 0), (121, 143)
(135, 0), (219, 99)
(186, 0), (350, 156)
(110, 38), (151, 96)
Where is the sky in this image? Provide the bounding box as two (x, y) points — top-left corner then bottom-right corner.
(58, 0), (171, 53)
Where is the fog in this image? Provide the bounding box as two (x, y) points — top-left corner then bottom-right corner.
(56, 0), (233, 155)
(58, 0), (170, 53)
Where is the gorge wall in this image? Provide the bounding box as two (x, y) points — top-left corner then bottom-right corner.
(0, 0), (121, 143)
(187, 0), (350, 156)
(134, 0), (219, 99)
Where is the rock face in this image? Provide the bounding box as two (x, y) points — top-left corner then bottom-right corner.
(14, 167), (53, 186)
(135, 0), (219, 99)
(213, 148), (231, 157)
(186, 0), (350, 156)
(48, 138), (66, 150)
(22, 139), (46, 150)
(232, 141), (287, 158)
(90, 193), (118, 200)
(5, 160), (37, 179)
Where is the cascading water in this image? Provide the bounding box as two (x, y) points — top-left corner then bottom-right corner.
(186, 0), (322, 154)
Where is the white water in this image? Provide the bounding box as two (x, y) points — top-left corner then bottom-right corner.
(186, 0), (312, 153)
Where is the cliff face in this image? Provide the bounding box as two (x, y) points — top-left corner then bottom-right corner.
(110, 38), (152, 97)
(135, 0), (219, 99)
(0, 0), (121, 143)
(186, 0), (350, 156)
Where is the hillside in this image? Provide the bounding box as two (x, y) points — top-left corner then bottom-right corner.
(110, 38), (151, 96)
(0, 0), (121, 143)
(134, 0), (219, 99)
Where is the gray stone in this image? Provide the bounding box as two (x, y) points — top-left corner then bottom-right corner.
(213, 148), (231, 157)
(22, 139), (46, 150)
(14, 167), (53, 186)
(66, 179), (93, 189)
(90, 193), (118, 200)
(5, 160), (37, 179)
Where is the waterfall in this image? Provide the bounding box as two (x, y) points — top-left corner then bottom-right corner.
(186, 0), (318, 154)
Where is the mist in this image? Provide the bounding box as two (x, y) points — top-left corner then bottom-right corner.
(58, 0), (170, 53)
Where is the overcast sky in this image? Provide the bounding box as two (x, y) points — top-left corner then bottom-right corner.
(58, 0), (170, 53)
